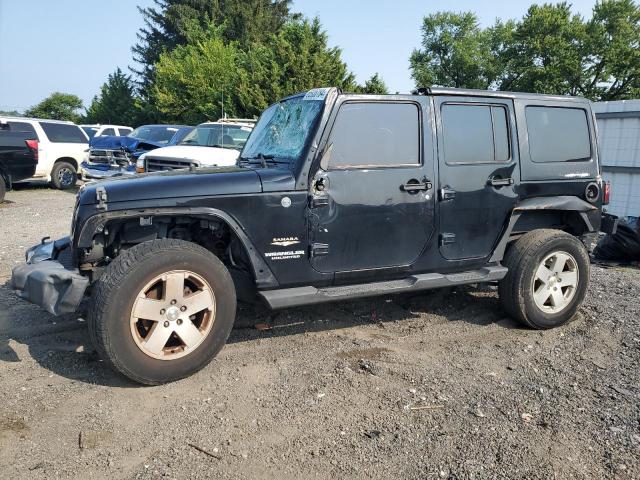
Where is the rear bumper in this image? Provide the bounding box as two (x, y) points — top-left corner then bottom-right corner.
(10, 237), (89, 316)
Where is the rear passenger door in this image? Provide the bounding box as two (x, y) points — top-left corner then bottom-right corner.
(435, 96), (519, 260)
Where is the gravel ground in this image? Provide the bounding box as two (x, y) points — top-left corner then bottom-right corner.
(0, 185), (638, 480)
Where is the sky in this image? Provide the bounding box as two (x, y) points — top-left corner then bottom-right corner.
(0, 0), (600, 113)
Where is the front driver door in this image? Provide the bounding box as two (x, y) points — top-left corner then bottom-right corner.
(308, 99), (435, 275)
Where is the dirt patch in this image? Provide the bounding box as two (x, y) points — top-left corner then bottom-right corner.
(0, 186), (638, 479)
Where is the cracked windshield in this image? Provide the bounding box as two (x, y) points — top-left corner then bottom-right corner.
(241, 93), (326, 163)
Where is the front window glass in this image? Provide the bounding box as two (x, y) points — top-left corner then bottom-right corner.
(128, 126), (180, 145)
(241, 95), (324, 162)
(81, 126), (99, 139)
(180, 125), (253, 150)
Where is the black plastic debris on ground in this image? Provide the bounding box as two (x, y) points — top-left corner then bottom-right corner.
(593, 219), (640, 263)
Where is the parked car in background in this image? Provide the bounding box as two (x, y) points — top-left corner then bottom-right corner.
(0, 120), (39, 201)
(0, 117), (89, 189)
(138, 119), (254, 172)
(80, 124), (133, 140)
(82, 124), (193, 179)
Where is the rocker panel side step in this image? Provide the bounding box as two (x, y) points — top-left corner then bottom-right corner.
(259, 266), (508, 309)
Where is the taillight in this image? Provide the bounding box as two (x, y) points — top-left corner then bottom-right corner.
(603, 181), (611, 205)
(25, 139), (39, 161)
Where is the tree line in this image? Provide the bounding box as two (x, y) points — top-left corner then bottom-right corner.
(14, 0), (640, 126)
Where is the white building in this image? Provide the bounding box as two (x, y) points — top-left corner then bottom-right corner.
(593, 100), (640, 219)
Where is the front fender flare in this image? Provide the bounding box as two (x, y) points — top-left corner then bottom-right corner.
(76, 207), (279, 289)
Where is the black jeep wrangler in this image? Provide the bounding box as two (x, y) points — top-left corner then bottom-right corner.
(12, 87), (617, 384)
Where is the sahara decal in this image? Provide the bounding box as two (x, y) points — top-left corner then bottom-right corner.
(271, 237), (300, 247)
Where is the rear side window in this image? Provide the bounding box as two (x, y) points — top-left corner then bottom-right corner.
(441, 104), (510, 164)
(525, 106), (591, 162)
(327, 102), (420, 168)
(7, 121), (38, 138)
(40, 122), (87, 143)
(119, 128), (133, 135)
(101, 128), (116, 136)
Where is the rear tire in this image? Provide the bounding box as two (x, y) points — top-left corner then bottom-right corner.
(0, 177), (6, 202)
(498, 229), (589, 329)
(88, 239), (237, 385)
(51, 161), (77, 190)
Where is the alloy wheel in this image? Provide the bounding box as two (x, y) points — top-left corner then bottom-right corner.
(130, 270), (216, 360)
(532, 251), (579, 314)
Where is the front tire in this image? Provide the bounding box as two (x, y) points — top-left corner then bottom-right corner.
(498, 229), (590, 329)
(51, 161), (77, 190)
(88, 239), (237, 385)
(0, 177), (6, 202)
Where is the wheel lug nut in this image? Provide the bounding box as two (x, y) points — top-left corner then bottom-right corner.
(177, 319), (183, 325)
(170, 299), (177, 305)
(164, 321), (170, 328)
(180, 306), (187, 312)
(160, 309), (166, 315)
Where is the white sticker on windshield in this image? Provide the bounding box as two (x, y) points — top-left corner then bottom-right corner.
(303, 88), (330, 101)
(240, 126), (252, 132)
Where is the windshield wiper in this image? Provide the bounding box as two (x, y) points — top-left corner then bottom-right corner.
(240, 153), (276, 168)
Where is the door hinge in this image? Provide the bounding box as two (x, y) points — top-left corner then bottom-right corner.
(311, 243), (330, 257)
(439, 233), (456, 246)
(96, 186), (108, 210)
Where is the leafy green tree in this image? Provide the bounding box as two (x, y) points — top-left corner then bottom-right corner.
(499, 3), (587, 95)
(84, 68), (139, 126)
(153, 18), (356, 122)
(153, 25), (241, 124)
(133, 0), (295, 94)
(583, 0), (640, 100)
(25, 92), (84, 122)
(410, 12), (498, 89)
(410, 1), (640, 101)
(236, 18), (356, 116)
(354, 73), (389, 94)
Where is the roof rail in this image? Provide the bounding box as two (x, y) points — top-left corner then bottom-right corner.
(216, 118), (257, 124)
(412, 87), (432, 95)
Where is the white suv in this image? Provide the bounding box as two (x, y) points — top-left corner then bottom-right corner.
(80, 124), (133, 139)
(0, 117), (89, 189)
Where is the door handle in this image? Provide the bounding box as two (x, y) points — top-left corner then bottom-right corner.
(488, 176), (514, 187)
(401, 180), (432, 192)
(439, 187), (456, 201)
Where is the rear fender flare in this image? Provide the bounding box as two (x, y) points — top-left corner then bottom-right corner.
(490, 196), (598, 263)
(77, 207), (279, 288)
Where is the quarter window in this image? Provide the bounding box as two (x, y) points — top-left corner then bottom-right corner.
(40, 122), (87, 143)
(6, 121), (38, 138)
(327, 102), (420, 169)
(525, 106), (591, 162)
(442, 104), (510, 164)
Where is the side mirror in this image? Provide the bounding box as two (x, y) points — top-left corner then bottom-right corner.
(319, 143), (333, 171)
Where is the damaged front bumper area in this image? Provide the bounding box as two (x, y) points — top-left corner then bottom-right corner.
(10, 237), (89, 316)
(81, 160), (136, 180)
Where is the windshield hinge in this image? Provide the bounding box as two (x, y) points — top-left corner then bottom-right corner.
(96, 186), (108, 211)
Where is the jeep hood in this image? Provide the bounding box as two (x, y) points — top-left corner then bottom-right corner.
(78, 166), (263, 205)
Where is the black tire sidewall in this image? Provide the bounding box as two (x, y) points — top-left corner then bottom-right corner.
(0, 178), (6, 202)
(96, 246), (236, 384)
(52, 162), (77, 189)
(519, 235), (589, 329)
